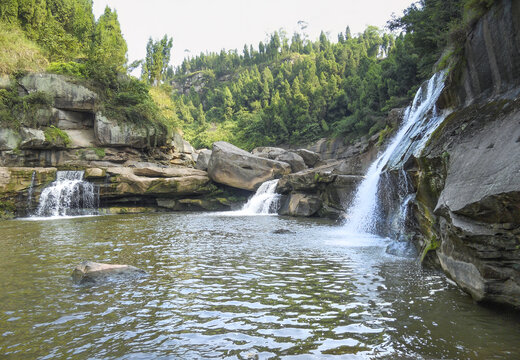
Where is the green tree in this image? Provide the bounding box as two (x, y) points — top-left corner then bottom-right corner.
(142, 34), (173, 85)
(89, 6), (127, 73)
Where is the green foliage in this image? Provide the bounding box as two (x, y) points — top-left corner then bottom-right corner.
(44, 125), (71, 147)
(93, 147), (105, 158)
(172, 26), (425, 148)
(46, 61), (87, 78)
(0, 21), (48, 75)
(0, 87), (52, 128)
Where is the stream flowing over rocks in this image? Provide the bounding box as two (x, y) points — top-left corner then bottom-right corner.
(0, 0), (519, 312)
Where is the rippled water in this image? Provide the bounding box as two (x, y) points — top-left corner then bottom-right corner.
(1, 213), (519, 359)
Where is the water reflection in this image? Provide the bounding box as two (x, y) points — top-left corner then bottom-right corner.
(0, 213), (519, 359)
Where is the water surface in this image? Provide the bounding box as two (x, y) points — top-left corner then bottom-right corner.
(1, 213), (519, 359)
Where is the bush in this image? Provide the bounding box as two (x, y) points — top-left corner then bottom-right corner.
(44, 125), (71, 147)
(46, 62), (88, 78)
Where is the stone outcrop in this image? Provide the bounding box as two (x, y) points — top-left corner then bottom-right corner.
(195, 149), (212, 170)
(277, 164), (362, 219)
(103, 166), (213, 197)
(72, 261), (146, 284)
(406, 0), (520, 309)
(94, 113), (166, 149)
(279, 193), (322, 217)
(207, 141), (291, 191)
(19, 73), (98, 111)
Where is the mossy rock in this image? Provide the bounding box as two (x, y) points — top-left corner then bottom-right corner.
(44, 125), (71, 148)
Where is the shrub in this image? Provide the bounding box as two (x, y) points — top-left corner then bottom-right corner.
(46, 62), (88, 78)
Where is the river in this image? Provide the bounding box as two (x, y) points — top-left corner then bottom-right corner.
(1, 213), (519, 359)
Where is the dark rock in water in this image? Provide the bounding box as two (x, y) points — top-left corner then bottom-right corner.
(273, 229), (295, 234)
(72, 261), (146, 284)
(279, 193), (322, 217)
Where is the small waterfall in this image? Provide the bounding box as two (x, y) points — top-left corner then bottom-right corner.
(236, 180), (281, 215)
(35, 171), (99, 217)
(344, 71), (448, 235)
(26, 171), (36, 209)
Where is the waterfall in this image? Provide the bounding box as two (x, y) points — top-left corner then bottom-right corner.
(26, 171), (36, 209)
(343, 71), (448, 235)
(236, 179), (281, 215)
(35, 170), (99, 217)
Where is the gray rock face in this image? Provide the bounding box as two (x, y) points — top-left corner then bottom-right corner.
(19, 128), (48, 149)
(19, 73), (98, 111)
(252, 146), (307, 172)
(276, 151), (307, 173)
(207, 141), (291, 191)
(172, 133), (194, 154)
(0, 128), (21, 151)
(94, 113), (166, 149)
(195, 149), (212, 170)
(417, 100), (520, 309)
(72, 261), (146, 284)
(279, 193), (322, 217)
(294, 149), (321, 167)
(277, 165), (362, 218)
(56, 109), (94, 129)
(439, 0), (520, 108)
(251, 146), (286, 159)
(404, 1), (520, 309)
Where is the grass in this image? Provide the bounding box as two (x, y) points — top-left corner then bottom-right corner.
(0, 22), (48, 75)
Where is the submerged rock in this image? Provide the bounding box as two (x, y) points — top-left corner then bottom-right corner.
(273, 229), (295, 234)
(72, 261), (146, 284)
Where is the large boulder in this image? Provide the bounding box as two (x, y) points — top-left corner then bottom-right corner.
(195, 149), (212, 170)
(251, 146), (286, 159)
(72, 261), (146, 284)
(279, 193), (322, 217)
(172, 133), (195, 154)
(19, 73), (98, 111)
(207, 141), (291, 191)
(19, 128), (48, 149)
(94, 113), (166, 149)
(294, 149), (321, 168)
(276, 151), (307, 172)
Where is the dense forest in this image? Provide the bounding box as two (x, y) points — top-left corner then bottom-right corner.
(0, 0), (495, 150)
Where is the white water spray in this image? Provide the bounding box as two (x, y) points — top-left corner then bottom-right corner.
(344, 71), (448, 234)
(235, 179), (281, 215)
(35, 170), (98, 217)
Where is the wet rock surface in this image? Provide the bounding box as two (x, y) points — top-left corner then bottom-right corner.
(72, 261), (146, 285)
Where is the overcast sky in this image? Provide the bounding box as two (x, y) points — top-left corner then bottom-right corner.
(92, 0), (415, 68)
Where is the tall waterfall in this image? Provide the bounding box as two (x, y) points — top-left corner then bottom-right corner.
(35, 171), (99, 217)
(344, 71), (448, 235)
(236, 179), (281, 215)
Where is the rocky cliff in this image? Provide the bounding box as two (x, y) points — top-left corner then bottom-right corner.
(407, 0), (520, 309)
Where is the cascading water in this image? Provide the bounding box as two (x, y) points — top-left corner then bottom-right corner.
(35, 171), (99, 217)
(26, 171), (36, 209)
(343, 71), (448, 235)
(235, 179), (281, 215)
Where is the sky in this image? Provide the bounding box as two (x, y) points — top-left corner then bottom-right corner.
(92, 0), (415, 69)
